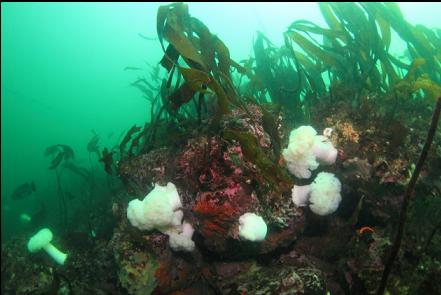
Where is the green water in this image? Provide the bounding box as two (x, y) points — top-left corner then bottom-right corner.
(1, 2), (440, 243)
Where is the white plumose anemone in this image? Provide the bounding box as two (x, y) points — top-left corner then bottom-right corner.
(283, 126), (337, 179)
(127, 182), (196, 252)
(291, 172), (342, 216)
(127, 182), (183, 232)
(282, 126), (319, 179)
(309, 172), (342, 216)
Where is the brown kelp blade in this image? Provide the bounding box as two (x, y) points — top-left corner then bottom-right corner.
(288, 20), (346, 40)
(120, 125), (142, 158)
(178, 67), (211, 93)
(63, 162), (91, 181)
(45, 145), (59, 157)
(87, 133), (100, 154)
(45, 144), (75, 169)
(157, 3), (185, 52)
(99, 148), (114, 175)
(163, 12), (206, 70)
(168, 82), (196, 110)
(223, 130), (293, 194)
(160, 44), (180, 72)
(59, 145), (75, 160)
(319, 2), (347, 38)
(285, 31), (341, 68)
(49, 152), (64, 170)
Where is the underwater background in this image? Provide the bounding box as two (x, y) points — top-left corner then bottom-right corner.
(2, 2), (441, 295)
(2, 2), (440, 243)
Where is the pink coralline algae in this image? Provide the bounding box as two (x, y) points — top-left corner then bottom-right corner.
(176, 136), (248, 194)
(118, 147), (172, 194)
(175, 134), (267, 252)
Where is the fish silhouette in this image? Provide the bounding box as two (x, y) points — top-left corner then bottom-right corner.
(11, 181), (36, 200)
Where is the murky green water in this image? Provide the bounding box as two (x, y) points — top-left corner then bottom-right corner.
(1, 0), (440, 261)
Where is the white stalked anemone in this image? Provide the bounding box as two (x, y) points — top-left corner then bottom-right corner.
(238, 213), (267, 242)
(27, 228), (68, 265)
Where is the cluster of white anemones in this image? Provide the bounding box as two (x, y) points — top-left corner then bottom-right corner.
(283, 126), (342, 216)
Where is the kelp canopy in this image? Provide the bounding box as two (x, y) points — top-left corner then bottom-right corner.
(284, 3), (440, 100)
(117, 2), (440, 162)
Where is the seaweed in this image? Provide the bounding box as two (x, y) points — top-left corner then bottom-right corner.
(253, 31), (303, 111)
(63, 162), (92, 182)
(128, 123), (149, 156)
(156, 2), (247, 117)
(222, 130), (293, 196)
(99, 147), (115, 176)
(45, 144), (75, 170)
(260, 104), (282, 159)
(44, 144), (75, 232)
(119, 125), (141, 159)
(283, 2), (441, 103)
(87, 131), (100, 158)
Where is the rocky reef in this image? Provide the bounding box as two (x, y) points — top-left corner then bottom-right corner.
(2, 2), (441, 295)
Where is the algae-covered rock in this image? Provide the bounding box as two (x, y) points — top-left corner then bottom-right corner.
(111, 229), (159, 295)
(1, 237), (56, 295)
(110, 216), (204, 295)
(213, 261), (326, 295)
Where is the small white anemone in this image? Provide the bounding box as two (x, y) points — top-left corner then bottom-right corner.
(291, 184), (311, 207)
(167, 222), (195, 252)
(20, 213), (32, 223)
(238, 213), (267, 242)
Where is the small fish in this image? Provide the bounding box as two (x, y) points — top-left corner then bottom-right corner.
(11, 182), (36, 200)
